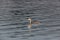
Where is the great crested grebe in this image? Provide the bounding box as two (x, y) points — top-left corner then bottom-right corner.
(27, 18), (40, 28)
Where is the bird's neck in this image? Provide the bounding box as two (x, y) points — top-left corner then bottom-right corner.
(29, 20), (32, 24)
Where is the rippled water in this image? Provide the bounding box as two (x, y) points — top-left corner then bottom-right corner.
(0, 0), (60, 40)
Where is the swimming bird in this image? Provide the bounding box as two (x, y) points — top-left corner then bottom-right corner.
(27, 18), (40, 28)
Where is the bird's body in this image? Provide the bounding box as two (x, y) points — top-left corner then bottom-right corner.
(27, 18), (40, 28)
(31, 21), (40, 24)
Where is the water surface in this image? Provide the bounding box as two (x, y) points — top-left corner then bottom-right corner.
(0, 0), (60, 40)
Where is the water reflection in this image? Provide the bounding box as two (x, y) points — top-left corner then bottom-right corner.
(0, 0), (60, 40)
(8, 27), (46, 39)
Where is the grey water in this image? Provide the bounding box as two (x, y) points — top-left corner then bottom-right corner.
(0, 0), (60, 40)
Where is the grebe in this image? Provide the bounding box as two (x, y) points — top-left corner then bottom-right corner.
(27, 18), (40, 28)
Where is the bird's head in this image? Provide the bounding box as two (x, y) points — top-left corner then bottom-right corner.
(27, 18), (31, 21)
